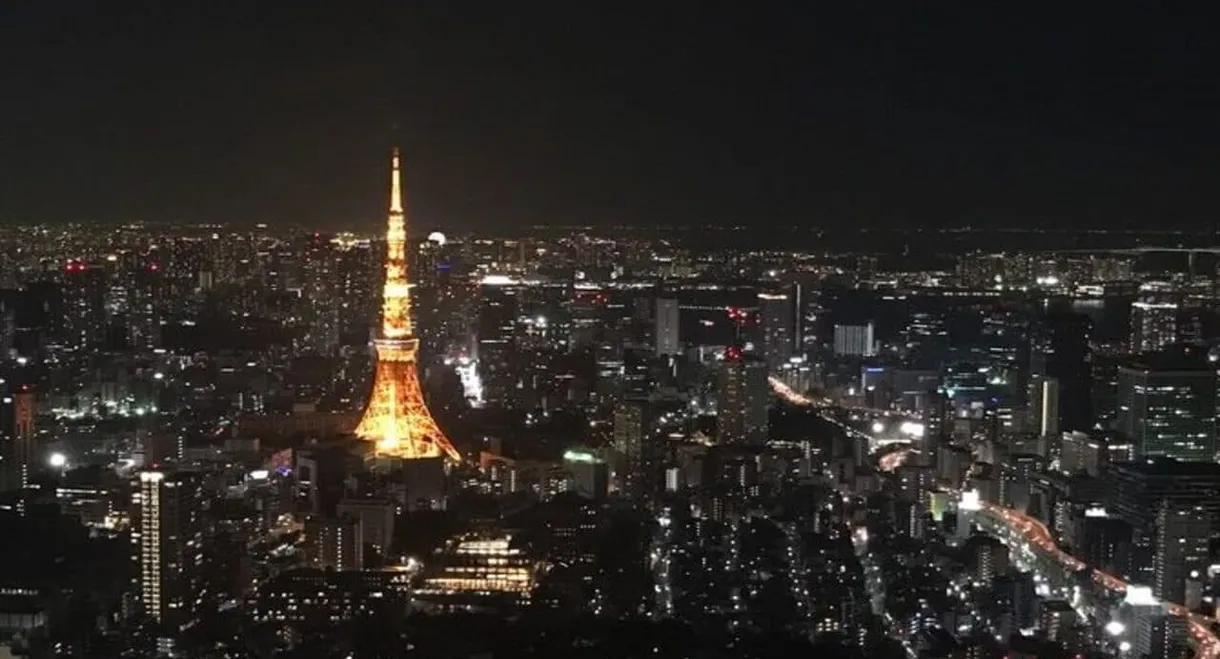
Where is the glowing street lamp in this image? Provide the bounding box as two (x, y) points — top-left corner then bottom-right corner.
(49, 452), (68, 478)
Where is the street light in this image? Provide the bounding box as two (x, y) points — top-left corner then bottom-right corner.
(49, 452), (68, 479)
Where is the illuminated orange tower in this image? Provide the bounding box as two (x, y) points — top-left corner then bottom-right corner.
(353, 149), (460, 462)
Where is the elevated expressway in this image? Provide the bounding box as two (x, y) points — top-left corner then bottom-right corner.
(768, 377), (1220, 658)
(974, 503), (1220, 658)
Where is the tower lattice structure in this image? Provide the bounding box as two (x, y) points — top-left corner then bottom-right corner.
(353, 149), (460, 462)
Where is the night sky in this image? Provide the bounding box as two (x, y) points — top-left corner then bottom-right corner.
(2, 3), (1218, 231)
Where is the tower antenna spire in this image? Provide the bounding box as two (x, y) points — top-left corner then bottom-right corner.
(390, 147), (403, 214)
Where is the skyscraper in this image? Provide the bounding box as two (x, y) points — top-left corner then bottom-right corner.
(612, 399), (649, 497)
(1154, 501), (1211, 605)
(0, 386), (36, 492)
(305, 515), (364, 570)
(133, 470), (206, 643)
(654, 297), (680, 357)
(757, 290), (795, 370)
(1116, 348), (1217, 462)
(1130, 300), (1178, 354)
(1028, 375), (1059, 438)
(716, 352), (769, 444)
(1034, 312), (1093, 433)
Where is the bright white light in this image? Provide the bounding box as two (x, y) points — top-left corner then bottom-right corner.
(959, 489), (982, 511)
(1105, 621), (1126, 636)
(1124, 585), (1158, 606)
(455, 359), (484, 408)
(48, 452), (67, 468)
(871, 421), (885, 434)
(898, 421), (925, 438)
(427, 231), (446, 245)
(153, 372), (164, 380)
(1119, 641), (1131, 652)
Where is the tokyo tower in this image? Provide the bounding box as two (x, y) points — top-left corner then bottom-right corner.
(353, 149), (461, 462)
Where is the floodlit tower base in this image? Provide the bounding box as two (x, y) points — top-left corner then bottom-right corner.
(354, 338), (460, 462)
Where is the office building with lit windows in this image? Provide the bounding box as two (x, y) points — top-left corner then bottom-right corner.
(1129, 299), (1178, 354)
(757, 290), (795, 369)
(716, 351), (769, 445)
(1116, 348), (1217, 462)
(413, 533), (544, 613)
(132, 470), (206, 647)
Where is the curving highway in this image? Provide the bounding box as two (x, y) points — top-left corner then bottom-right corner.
(983, 503), (1220, 658)
(767, 378), (1220, 658)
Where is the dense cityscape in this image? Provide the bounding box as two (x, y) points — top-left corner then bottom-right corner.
(1, 147), (1220, 658)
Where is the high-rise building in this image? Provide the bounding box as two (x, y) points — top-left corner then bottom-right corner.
(0, 386), (36, 492)
(1116, 349), (1217, 461)
(1130, 300), (1178, 354)
(1153, 501), (1211, 605)
(833, 322), (875, 357)
(336, 499), (396, 558)
(62, 261), (108, 350)
(305, 514), (364, 570)
(1107, 460), (1220, 584)
(562, 449), (609, 500)
(133, 470), (206, 641)
(1028, 375), (1059, 438)
(476, 286), (519, 405)
(654, 298), (680, 357)
(1038, 600), (1076, 642)
(612, 399), (649, 497)
(1032, 312), (1093, 432)
(716, 352), (769, 444)
(757, 290), (795, 369)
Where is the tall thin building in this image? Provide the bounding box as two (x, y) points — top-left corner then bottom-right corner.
(0, 386), (36, 492)
(133, 470), (206, 643)
(757, 290), (795, 370)
(1154, 501), (1211, 606)
(1034, 312), (1093, 432)
(716, 351), (769, 444)
(1028, 375), (1059, 438)
(612, 399), (649, 497)
(654, 298), (680, 357)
